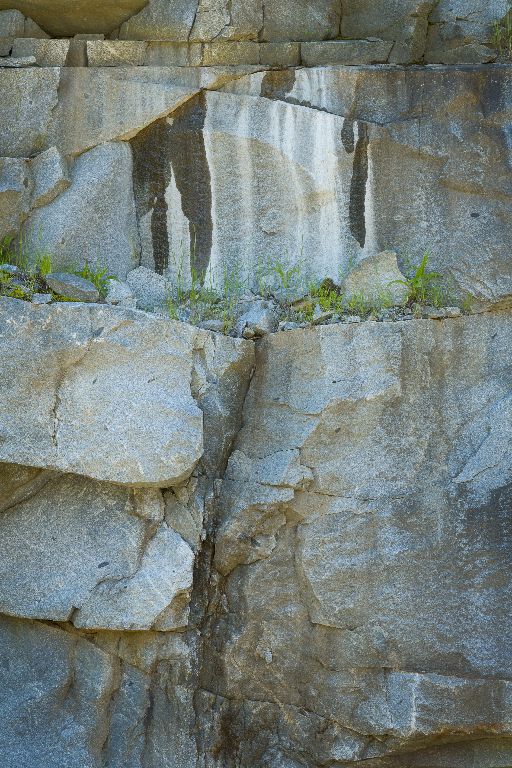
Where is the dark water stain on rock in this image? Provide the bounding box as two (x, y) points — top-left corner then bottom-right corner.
(341, 119), (355, 154)
(349, 121), (369, 248)
(260, 69), (296, 100)
(130, 93), (213, 280)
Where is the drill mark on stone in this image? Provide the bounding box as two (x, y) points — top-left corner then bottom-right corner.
(349, 121), (369, 249)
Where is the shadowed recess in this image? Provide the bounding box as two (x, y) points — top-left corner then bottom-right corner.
(349, 121), (369, 248)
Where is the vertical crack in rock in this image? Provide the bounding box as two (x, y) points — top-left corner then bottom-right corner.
(131, 95), (213, 280)
(349, 120), (369, 248)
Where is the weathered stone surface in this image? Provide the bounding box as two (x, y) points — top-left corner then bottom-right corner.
(49, 68), (197, 157)
(11, 37), (70, 65)
(263, 0), (341, 41)
(29, 145), (69, 209)
(119, 0), (197, 41)
(207, 313), (512, 765)
(0, 68), (59, 156)
(0, 297), (252, 486)
(74, 523), (194, 630)
(23, 142), (140, 278)
(0, 156), (31, 239)
(0, 616), (118, 768)
(0, 299), (202, 485)
(301, 39), (393, 65)
(0, 54), (35, 66)
(341, 0), (435, 63)
(219, 65), (512, 306)
(44, 272), (100, 302)
(202, 41), (261, 66)
(127, 264), (173, 312)
(86, 39), (147, 66)
(341, 250), (408, 305)
(425, 0), (507, 63)
(0, 0), (149, 36)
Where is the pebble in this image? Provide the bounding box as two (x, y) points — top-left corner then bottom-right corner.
(444, 306), (462, 318)
(422, 307), (446, 320)
(32, 293), (52, 305)
(0, 263), (19, 275)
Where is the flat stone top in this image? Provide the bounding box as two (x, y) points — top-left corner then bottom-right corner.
(0, 297), (248, 487)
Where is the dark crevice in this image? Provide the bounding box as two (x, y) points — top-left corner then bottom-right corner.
(349, 121), (369, 248)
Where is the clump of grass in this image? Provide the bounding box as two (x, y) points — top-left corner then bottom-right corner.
(391, 252), (445, 306)
(493, 2), (512, 57)
(36, 252), (53, 277)
(75, 260), (114, 298)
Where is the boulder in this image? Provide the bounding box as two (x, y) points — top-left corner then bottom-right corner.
(23, 142), (140, 279)
(0, 297), (253, 487)
(340, 250), (408, 305)
(127, 265), (172, 313)
(234, 299), (280, 338)
(44, 272), (100, 302)
(207, 313), (512, 765)
(105, 278), (137, 307)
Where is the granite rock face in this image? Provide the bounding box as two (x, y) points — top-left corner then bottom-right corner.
(0, 1), (511, 764)
(0, 303), (511, 765)
(206, 314), (512, 766)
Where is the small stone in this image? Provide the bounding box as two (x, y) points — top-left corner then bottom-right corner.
(0, 263), (19, 275)
(236, 301), (279, 338)
(105, 278), (136, 308)
(422, 306), (446, 320)
(45, 272), (100, 303)
(31, 293), (52, 304)
(312, 310), (333, 326)
(279, 321), (300, 331)
(198, 319), (226, 334)
(344, 315), (361, 324)
(444, 306), (462, 318)
(126, 266), (171, 313)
